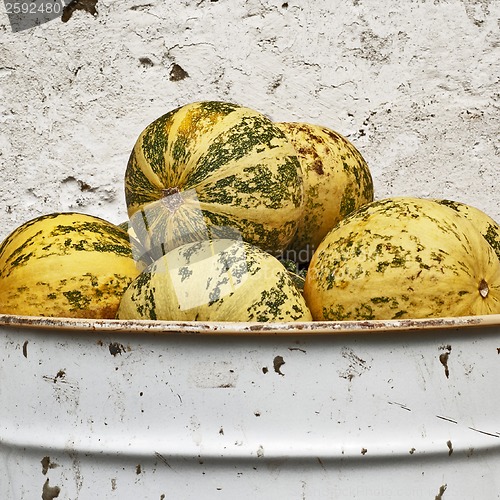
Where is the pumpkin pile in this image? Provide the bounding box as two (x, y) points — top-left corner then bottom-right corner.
(1, 100), (499, 322)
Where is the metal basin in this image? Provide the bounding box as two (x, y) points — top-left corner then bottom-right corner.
(1, 314), (499, 499)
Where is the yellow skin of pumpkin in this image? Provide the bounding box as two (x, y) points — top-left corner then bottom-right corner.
(117, 239), (312, 322)
(432, 199), (500, 261)
(124, 101), (304, 260)
(304, 197), (500, 321)
(275, 122), (374, 262)
(0, 213), (141, 318)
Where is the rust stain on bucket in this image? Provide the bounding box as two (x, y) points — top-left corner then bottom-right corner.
(273, 355), (285, 376)
(439, 345), (452, 378)
(41, 456), (58, 475)
(42, 478), (60, 500)
(109, 342), (128, 356)
(447, 440), (453, 456)
(434, 483), (447, 499)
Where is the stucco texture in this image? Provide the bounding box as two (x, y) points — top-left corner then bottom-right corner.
(0, 0), (499, 242)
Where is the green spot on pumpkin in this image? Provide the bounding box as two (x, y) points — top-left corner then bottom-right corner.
(178, 266), (192, 282)
(371, 296), (390, 304)
(484, 224), (500, 259)
(354, 303), (376, 320)
(63, 290), (91, 310)
(323, 304), (352, 321)
(392, 255), (406, 267)
(246, 274), (291, 321)
(376, 261), (390, 272)
(393, 310), (407, 319)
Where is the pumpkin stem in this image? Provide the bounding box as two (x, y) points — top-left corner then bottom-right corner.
(478, 278), (489, 298)
(162, 186), (183, 213)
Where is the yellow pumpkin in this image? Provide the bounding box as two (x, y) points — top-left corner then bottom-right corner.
(275, 122), (373, 262)
(304, 197), (500, 320)
(125, 101), (304, 260)
(117, 239), (312, 322)
(0, 213), (141, 318)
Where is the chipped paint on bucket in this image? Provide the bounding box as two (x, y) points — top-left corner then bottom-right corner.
(1, 314), (499, 499)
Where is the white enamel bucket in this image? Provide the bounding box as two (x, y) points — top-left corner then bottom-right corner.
(1, 314), (499, 499)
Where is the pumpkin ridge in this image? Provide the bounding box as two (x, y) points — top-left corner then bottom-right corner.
(189, 141), (298, 193)
(165, 103), (263, 189)
(185, 116), (295, 189)
(134, 131), (167, 189)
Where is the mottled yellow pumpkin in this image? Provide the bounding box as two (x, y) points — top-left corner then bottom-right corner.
(304, 197), (500, 320)
(117, 239), (312, 322)
(125, 101), (304, 260)
(275, 122), (373, 262)
(0, 213), (141, 318)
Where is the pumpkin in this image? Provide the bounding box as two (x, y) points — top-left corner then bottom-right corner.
(303, 197), (500, 321)
(0, 213), (141, 318)
(124, 101), (304, 261)
(432, 199), (500, 260)
(116, 238), (312, 322)
(275, 122), (374, 263)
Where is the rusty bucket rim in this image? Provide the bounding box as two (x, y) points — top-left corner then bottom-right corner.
(0, 313), (499, 336)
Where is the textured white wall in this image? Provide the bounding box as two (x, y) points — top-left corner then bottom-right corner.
(1, 0), (499, 243)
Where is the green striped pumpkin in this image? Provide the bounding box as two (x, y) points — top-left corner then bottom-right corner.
(304, 197), (500, 320)
(124, 101), (304, 261)
(0, 213), (141, 318)
(117, 239), (312, 322)
(276, 122), (374, 263)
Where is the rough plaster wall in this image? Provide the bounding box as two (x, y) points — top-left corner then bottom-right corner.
(0, 0), (498, 243)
